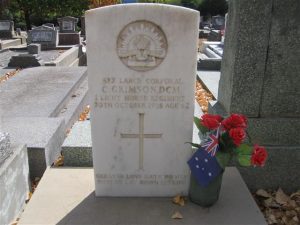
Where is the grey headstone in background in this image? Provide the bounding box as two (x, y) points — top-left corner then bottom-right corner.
(0, 132), (12, 164)
(27, 25), (58, 50)
(43, 23), (55, 29)
(259, 2), (300, 117)
(210, 0), (300, 192)
(211, 15), (225, 30)
(58, 16), (78, 33)
(0, 20), (15, 39)
(16, 28), (21, 36)
(0, 21), (11, 30)
(218, 0), (273, 116)
(28, 43), (41, 55)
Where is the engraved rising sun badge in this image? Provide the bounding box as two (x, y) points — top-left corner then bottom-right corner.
(117, 20), (168, 72)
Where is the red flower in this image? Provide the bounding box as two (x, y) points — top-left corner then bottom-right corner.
(229, 128), (246, 146)
(222, 114), (247, 131)
(251, 145), (268, 167)
(201, 114), (222, 130)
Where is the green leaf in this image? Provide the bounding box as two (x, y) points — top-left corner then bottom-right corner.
(194, 116), (209, 134)
(185, 142), (201, 149)
(216, 151), (231, 169)
(236, 144), (252, 167)
(238, 155), (251, 167)
(236, 144), (253, 155)
(194, 116), (201, 130)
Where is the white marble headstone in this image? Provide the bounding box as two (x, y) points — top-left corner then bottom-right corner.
(86, 4), (199, 196)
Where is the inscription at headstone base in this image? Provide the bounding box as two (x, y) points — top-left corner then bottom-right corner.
(32, 31), (53, 42)
(86, 4), (199, 196)
(62, 21), (73, 31)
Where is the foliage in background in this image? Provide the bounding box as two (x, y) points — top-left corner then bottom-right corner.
(181, 0), (201, 9)
(1, 0), (227, 30)
(0, 0), (11, 19)
(198, 0), (228, 18)
(138, 0), (181, 5)
(90, 0), (120, 8)
(3, 0), (89, 30)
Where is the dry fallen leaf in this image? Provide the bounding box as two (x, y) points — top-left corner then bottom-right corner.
(254, 188), (300, 225)
(257, 189), (272, 198)
(276, 188), (290, 205)
(292, 215), (299, 222)
(171, 211), (183, 219)
(195, 80), (214, 114)
(291, 191), (300, 203)
(173, 195), (185, 206)
(0, 69), (21, 84)
(26, 192), (33, 203)
(79, 105), (90, 121)
(267, 214), (277, 224)
(53, 155), (64, 167)
(264, 198), (274, 207)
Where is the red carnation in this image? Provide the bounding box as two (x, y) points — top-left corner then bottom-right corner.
(201, 114), (222, 130)
(251, 145), (267, 167)
(222, 114), (247, 131)
(229, 128), (246, 146)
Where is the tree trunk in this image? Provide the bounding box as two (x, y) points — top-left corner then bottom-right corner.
(24, 10), (31, 30)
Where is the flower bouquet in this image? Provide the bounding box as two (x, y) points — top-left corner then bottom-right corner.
(187, 114), (268, 207)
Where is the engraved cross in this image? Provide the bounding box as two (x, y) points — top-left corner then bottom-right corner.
(120, 113), (162, 170)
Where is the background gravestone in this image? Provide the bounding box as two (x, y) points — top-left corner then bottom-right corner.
(27, 25), (58, 50)
(43, 23), (55, 29)
(58, 16), (78, 33)
(211, 15), (225, 30)
(212, 0), (300, 192)
(27, 43), (41, 55)
(57, 16), (80, 45)
(0, 20), (15, 39)
(86, 4), (199, 196)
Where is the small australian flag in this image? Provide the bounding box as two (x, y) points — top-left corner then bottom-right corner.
(188, 148), (222, 186)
